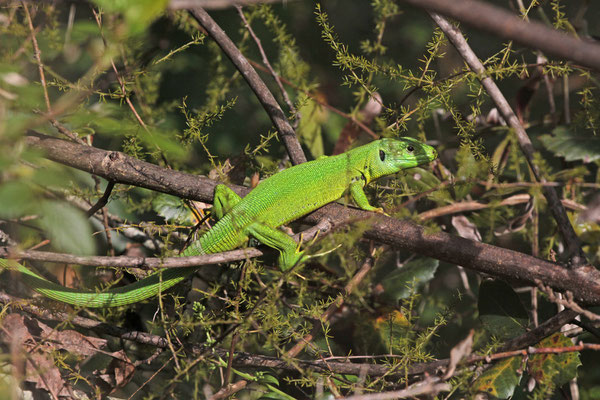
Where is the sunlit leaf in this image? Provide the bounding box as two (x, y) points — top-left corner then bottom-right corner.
(354, 309), (412, 355)
(153, 194), (194, 225)
(38, 201), (95, 256)
(92, 0), (169, 35)
(528, 333), (581, 387)
(539, 126), (600, 162)
(0, 181), (34, 218)
(454, 145), (480, 200)
(380, 257), (439, 302)
(472, 356), (523, 399)
(297, 96), (326, 158)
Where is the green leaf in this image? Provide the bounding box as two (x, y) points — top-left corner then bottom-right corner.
(296, 96), (325, 158)
(0, 181), (34, 218)
(454, 145), (480, 200)
(372, 310), (412, 354)
(380, 258), (439, 302)
(472, 356), (523, 399)
(38, 201), (96, 256)
(539, 126), (600, 162)
(92, 0), (168, 35)
(258, 374), (279, 386)
(404, 167), (452, 204)
(478, 280), (529, 340)
(153, 194), (194, 225)
(260, 383), (296, 400)
(527, 333), (581, 387)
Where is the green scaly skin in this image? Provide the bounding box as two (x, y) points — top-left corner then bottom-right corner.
(0, 138), (437, 308)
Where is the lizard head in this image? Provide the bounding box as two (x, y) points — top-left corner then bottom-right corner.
(367, 137), (437, 180)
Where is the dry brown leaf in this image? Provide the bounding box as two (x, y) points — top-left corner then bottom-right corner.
(1, 313), (135, 396)
(452, 215), (482, 242)
(579, 193), (600, 223)
(494, 197), (534, 236)
(443, 329), (474, 380)
(1, 314), (70, 398)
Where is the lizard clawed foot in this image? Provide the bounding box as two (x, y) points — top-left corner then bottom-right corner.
(372, 207), (390, 217)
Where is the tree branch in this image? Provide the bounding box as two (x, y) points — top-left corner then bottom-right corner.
(236, 6), (295, 115)
(188, 7), (307, 165)
(0, 292), (587, 380)
(399, 0), (600, 71)
(1, 247), (263, 269)
(22, 132), (600, 305)
(500, 309), (579, 351)
(429, 12), (587, 267)
(85, 181), (115, 217)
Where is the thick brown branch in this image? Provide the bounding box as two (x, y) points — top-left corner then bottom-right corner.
(399, 0), (600, 71)
(187, 7), (307, 165)
(23, 132), (600, 305)
(25, 131), (232, 201)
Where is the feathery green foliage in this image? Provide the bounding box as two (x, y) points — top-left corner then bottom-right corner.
(1, 0), (599, 398)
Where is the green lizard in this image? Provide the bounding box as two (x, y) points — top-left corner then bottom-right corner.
(0, 138), (437, 308)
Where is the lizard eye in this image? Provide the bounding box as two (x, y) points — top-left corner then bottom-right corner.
(407, 145), (414, 152)
(379, 150), (386, 161)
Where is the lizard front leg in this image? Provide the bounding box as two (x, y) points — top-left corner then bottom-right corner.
(349, 180), (385, 214)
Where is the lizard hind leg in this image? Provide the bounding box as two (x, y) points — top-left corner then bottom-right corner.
(247, 223), (305, 271)
(212, 184), (242, 220)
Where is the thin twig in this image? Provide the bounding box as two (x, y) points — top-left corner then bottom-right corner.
(2, 246), (263, 269)
(170, 0), (289, 10)
(500, 309), (578, 351)
(340, 379), (450, 400)
(188, 7), (307, 164)
(418, 193), (585, 221)
(286, 256), (374, 358)
(401, 0), (600, 70)
(563, 74), (571, 124)
(1, 221), (328, 269)
(47, 116), (86, 144)
(222, 333), (238, 387)
(429, 12), (587, 267)
(537, 281), (600, 321)
(236, 6), (295, 114)
(91, 9), (149, 131)
(85, 181), (116, 217)
(248, 59), (378, 139)
(22, 3), (51, 112)
(209, 380), (247, 400)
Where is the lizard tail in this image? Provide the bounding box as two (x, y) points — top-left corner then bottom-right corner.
(0, 258), (196, 308)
